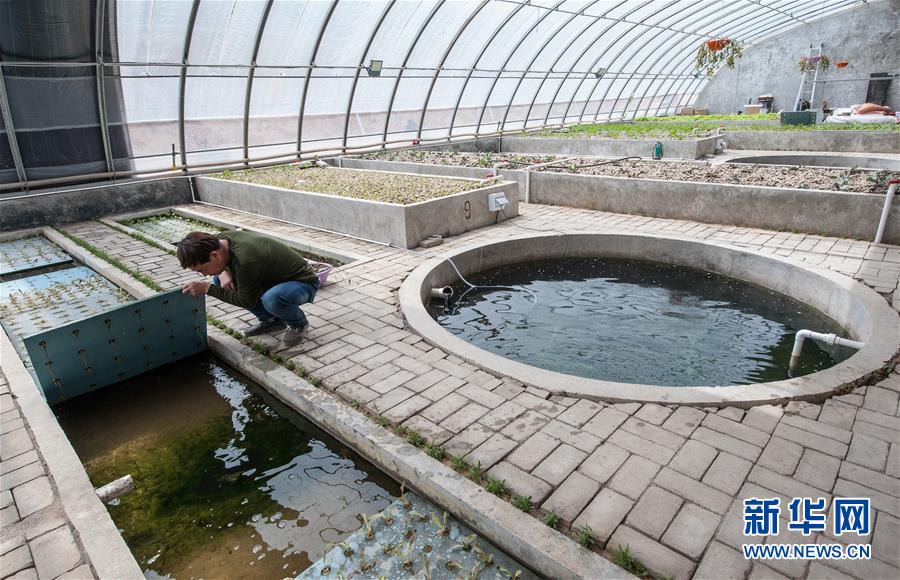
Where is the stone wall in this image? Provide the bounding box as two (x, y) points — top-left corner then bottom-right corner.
(696, 0), (899, 113)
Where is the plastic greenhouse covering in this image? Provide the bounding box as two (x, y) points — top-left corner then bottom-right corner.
(0, 0), (869, 190)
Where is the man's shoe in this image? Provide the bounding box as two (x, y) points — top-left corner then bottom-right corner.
(244, 317), (285, 337)
(281, 323), (309, 347)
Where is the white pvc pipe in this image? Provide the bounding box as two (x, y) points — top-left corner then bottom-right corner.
(789, 329), (865, 374)
(430, 287), (454, 301)
(96, 474), (135, 504)
(874, 181), (900, 244)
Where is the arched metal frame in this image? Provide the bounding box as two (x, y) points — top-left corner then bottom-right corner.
(341, 0), (397, 149)
(497, 0), (608, 131)
(242, 0), (275, 165)
(0, 0), (873, 192)
(381, 0), (447, 145)
(178, 0), (202, 169)
(416, 0), (489, 140)
(521, 0), (632, 130)
(297, 0), (340, 156)
(95, 0), (114, 175)
(474, 0), (568, 134)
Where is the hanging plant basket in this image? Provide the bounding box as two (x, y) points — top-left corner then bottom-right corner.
(798, 55), (831, 73)
(836, 60), (849, 69)
(706, 38), (731, 52)
(695, 38), (743, 77)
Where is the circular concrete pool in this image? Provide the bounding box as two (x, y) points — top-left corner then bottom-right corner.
(399, 233), (900, 405)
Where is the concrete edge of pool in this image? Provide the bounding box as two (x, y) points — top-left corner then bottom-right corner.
(39, 229), (634, 580)
(0, 329), (145, 579)
(399, 232), (900, 407)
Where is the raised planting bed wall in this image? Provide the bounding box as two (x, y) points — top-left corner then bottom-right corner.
(725, 130), (899, 153)
(0, 177), (192, 231)
(528, 172), (900, 243)
(725, 153), (900, 171)
(338, 157), (528, 195)
(498, 135), (717, 159)
(194, 176), (518, 249)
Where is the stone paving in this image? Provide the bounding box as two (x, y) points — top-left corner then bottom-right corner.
(0, 371), (95, 580)
(39, 202), (900, 579)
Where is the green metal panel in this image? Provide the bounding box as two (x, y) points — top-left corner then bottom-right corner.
(0, 236), (72, 276)
(780, 111), (816, 125)
(23, 289), (207, 404)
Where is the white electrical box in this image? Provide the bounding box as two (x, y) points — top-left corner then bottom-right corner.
(488, 192), (508, 212)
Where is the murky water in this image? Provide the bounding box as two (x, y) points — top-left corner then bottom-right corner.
(431, 258), (854, 386)
(55, 354), (398, 579)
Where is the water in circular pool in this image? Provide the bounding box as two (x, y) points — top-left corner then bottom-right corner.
(430, 258), (855, 386)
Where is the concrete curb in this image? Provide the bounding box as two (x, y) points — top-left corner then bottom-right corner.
(45, 229), (634, 579)
(399, 232), (900, 407)
(40, 227), (158, 298)
(0, 331), (144, 580)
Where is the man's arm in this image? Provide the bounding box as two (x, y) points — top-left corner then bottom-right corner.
(206, 262), (264, 309)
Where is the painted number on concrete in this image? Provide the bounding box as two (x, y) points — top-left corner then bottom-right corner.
(464, 200), (471, 220)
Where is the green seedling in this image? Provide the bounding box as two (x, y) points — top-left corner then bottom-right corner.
(512, 495), (533, 512)
(425, 445), (445, 460)
(472, 544), (494, 566)
(543, 512), (560, 529)
(485, 477), (506, 496)
(360, 513), (375, 540)
(499, 567), (522, 579)
(452, 533), (478, 552)
(406, 430), (425, 447)
(612, 545), (647, 576)
(466, 461), (483, 482)
(399, 482), (412, 509)
(451, 455), (467, 470)
(577, 525), (595, 548)
(431, 511), (450, 536)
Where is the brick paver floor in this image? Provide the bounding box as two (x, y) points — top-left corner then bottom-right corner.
(55, 202), (900, 580)
(0, 371), (95, 580)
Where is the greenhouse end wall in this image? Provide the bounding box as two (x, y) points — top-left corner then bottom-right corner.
(696, 0), (899, 114)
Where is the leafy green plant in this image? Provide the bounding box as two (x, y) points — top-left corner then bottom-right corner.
(484, 477), (506, 496)
(425, 445), (445, 460)
(466, 461), (483, 483)
(798, 54), (831, 73)
(577, 525), (595, 548)
(543, 512), (560, 528)
(512, 495), (532, 512)
(695, 39), (743, 77)
(451, 455), (467, 471)
(612, 545), (648, 577)
(406, 430), (425, 447)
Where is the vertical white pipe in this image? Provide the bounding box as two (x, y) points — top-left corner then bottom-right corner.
(875, 181), (899, 244)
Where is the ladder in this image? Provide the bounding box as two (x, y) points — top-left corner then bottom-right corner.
(794, 43), (824, 111)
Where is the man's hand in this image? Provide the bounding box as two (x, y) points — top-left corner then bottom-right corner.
(182, 280), (211, 297)
(219, 270), (236, 290)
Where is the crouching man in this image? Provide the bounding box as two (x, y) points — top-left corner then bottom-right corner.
(177, 230), (319, 346)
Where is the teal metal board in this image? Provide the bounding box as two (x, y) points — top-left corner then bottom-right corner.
(23, 290), (207, 404)
(0, 236), (72, 276)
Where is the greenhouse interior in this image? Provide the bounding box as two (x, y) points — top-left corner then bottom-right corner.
(1, 0), (899, 579)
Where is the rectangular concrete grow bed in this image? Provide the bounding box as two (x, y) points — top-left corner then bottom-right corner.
(194, 166), (518, 249)
(527, 170), (900, 243)
(423, 134), (715, 160)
